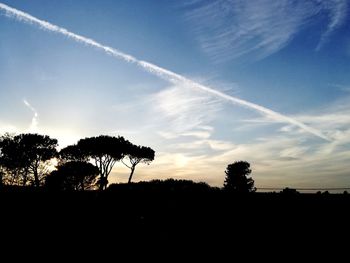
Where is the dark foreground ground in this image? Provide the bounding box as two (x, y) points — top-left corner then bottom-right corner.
(1, 184), (349, 258)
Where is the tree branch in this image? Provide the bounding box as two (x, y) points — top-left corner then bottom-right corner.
(121, 158), (131, 169)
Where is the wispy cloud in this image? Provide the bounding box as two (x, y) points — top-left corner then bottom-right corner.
(207, 135), (350, 188)
(159, 129), (213, 140)
(329, 83), (350, 92)
(113, 93), (350, 188)
(0, 2), (329, 140)
(152, 85), (220, 134)
(316, 0), (348, 51)
(185, 0), (347, 61)
(23, 99), (39, 132)
(173, 139), (236, 151)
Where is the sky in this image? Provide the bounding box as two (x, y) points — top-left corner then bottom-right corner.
(1, 0), (350, 189)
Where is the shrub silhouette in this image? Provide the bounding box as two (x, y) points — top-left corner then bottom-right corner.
(280, 187), (299, 195)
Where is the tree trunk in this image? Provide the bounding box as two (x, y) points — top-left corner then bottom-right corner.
(98, 166), (105, 191)
(22, 169), (28, 186)
(99, 176), (104, 191)
(128, 166), (135, 184)
(22, 174), (27, 186)
(103, 174), (108, 190)
(81, 180), (85, 191)
(33, 169), (40, 187)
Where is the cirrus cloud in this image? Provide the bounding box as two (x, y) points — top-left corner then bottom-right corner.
(185, 0), (348, 62)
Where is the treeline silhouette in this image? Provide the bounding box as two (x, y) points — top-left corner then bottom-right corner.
(1, 133), (350, 257)
(1, 177), (349, 253)
(0, 133), (154, 190)
(0, 133), (349, 196)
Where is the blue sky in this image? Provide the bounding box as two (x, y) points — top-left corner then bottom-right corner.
(1, 0), (350, 188)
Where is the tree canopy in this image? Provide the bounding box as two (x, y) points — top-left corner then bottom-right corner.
(46, 161), (99, 191)
(0, 133), (58, 187)
(1, 133), (155, 190)
(77, 135), (130, 190)
(59, 144), (89, 164)
(122, 144), (155, 184)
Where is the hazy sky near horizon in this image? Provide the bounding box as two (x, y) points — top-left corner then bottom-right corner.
(1, 0), (350, 188)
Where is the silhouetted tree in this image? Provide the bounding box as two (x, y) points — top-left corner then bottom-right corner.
(223, 161), (255, 193)
(122, 144), (155, 184)
(77, 135), (129, 190)
(0, 137), (2, 185)
(0, 133), (24, 185)
(46, 161), (99, 191)
(0, 169), (3, 188)
(0, 133), (57, 187)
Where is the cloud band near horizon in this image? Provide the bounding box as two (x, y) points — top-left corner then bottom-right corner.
(0, 2), (331, 141)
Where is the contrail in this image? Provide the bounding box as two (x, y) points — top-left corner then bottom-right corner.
(0, 3), (330, 141)
(23, 99), (39, 132)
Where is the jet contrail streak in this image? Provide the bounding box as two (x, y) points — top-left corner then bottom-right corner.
(0, 3), (330, 141)
(23, 99), (38, 132)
